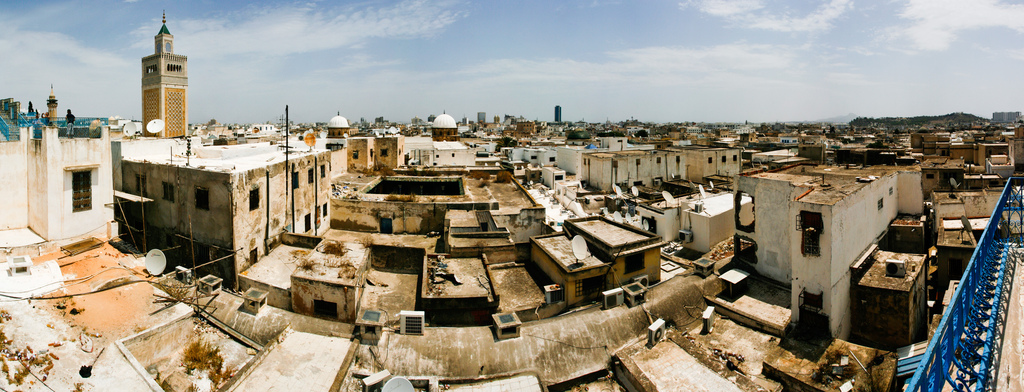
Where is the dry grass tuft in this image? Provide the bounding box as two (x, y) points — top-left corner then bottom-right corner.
(321, 241), (347, 257)
(182, 337), (224, 376)
(495, 171), (514, 183)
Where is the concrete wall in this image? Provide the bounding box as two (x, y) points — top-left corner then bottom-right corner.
(897, 170), (924, 215)
(684, 148), (740, 182)
(850, 268), (926, 348)
(555, 147), (583, 175)
(237, 274), (292, 311)
(736, 175), (800, 283)
(581, 151), (687, 192)
(348, 138), (373, 172)
(0, 127), (28, 230)
(290, 274), (361, 323)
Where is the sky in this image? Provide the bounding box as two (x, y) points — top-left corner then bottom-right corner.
(1, 0), (1024, 124)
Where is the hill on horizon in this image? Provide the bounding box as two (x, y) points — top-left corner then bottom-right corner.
(848, 112), (986, 127)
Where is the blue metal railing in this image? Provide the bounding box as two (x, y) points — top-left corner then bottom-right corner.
(907, 177), (1024, 391)
(0, 116), (13, 141)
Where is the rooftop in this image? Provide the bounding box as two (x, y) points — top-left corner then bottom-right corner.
(857, 250), (925, 291)
(123, 141), (326, 173)
(749, 164), (909, 205)
(424, 256), (493, 299)
(228, 329), (352, 392)
(533, 234), (607, 272)
(570, 218), (651, 247)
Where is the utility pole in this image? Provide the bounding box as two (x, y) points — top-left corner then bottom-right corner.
(286, 105), (294, 232)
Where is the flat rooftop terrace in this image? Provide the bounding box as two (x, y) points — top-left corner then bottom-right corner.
(571, 219), (651, 247)
(533, 235), (606, 272)
(424, 256), (492, 299)
(750, 164), (912, 205)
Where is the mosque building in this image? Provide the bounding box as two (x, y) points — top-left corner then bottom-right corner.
(141, 13), (188, 138)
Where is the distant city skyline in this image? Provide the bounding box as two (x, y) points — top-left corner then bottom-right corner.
(2, 0), (1024, 124)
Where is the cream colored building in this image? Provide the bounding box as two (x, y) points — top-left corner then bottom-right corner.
(141, 13), (188, 138)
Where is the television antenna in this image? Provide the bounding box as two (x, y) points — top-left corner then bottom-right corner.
(146, 119), (164, 135)
(144, 248), (167, 275)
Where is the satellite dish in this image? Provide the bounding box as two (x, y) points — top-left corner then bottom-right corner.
(631, 218), (643, 229)
(642, 219), (650, 231)
(614, 185), (623, 197)
(382, 377), (415, 392)
(662, 191), (675, 207)
(571, 235), (590, 261)
(698, 185), (707, 199)
(949, 177), (960, 189)
(123, 122), (138, 137)
(319, 131), (327, 139)
(613, 211), (623, 223)
(303, 131), (317, 147)
(708, 181), (714, 190)
(145, 249), (167, 275)
(146, 119), (164, 135)
(960, 215), (972, 231)
(631, 186), (639, 197)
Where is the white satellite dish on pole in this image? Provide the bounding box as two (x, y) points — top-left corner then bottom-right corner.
(642, 219), (649, 231)
(145, 249), (167, 275)
(613, 211), (623, 223)
(382, 377), (415, 392)
(146, 119), (165, 135)
(950, 177), (960, 189)
(708, 181), (714, 190)
(122, 122), (138, 137)
(631, 186), (639, 197)
(662, 191), (675, 207)
(571, 235), (590, 261)
(614, 185), (623, 198)
(698, 185), (707, 199)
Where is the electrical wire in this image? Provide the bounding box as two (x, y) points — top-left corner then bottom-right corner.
(521, 333), (609, 351)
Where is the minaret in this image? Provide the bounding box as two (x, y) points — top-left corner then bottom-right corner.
(141, 12), (188, 137)
(46, 85), (58, 121)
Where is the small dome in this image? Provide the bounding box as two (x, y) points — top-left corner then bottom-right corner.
(433, 114), (457, 129)
(328, 115), (350, 129)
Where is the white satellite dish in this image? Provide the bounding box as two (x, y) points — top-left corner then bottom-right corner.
(698, 185), (707, 199)
(949, 177), (960, 189)
(145, 249), (167, 275)
(631, 218), (643, 229)
(571, 235), (590, 261)
(570, 201), (585, 217)
(662, 191), (675, 207)
(123, 122), (138, 137)
(146, 119), (165, 135)
(382, 377), (415, 392)
(613, 211), (623, 223)
(631, 186), (639, 197)
(319, 131), (327, 139)
(960, 215), (972, 231)
(708, 181), (714, 190)
(614, 185), (623, 197)
(642, 219), (650, 231)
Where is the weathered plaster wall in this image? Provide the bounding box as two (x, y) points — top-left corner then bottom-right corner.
(897, 170), (924, 215)
(737, 175), (799, 283)
(290, 275), (360, 323)
(0, 128), (28, 230)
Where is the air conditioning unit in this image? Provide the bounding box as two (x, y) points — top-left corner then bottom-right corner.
(602, 288), (624, 309)
(399, 310), (425, 335)
(679, 229), (694, 243)
(623, 282), (647, 308)
(632, 274), (650, 288)
(544, 284), (564, 304)
(647, 318), (666, 348)
(886, 259), (906, 278)
(362, 370), (392, 392)
(702, 306), (717, 334)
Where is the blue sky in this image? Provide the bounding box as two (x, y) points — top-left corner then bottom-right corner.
(2, 0), (1024, 124)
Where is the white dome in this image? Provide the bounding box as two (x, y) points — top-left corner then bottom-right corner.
(433, 114), (457, 129)
(328, 115), (350, 129)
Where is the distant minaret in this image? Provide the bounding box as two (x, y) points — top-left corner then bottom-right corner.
(46, 86), (58, 121)
(141, 11), (188, 137)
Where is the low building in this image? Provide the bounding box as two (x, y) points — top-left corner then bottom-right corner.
(530, 216), (664, 307)
(636, 191), (749, 253)
(850, 248), (927, 349)
(290, 239), (369, 323)
(116, 139), (331, 289)
(444, 210), (516, 264)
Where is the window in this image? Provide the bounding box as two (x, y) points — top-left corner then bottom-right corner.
(452, 153), (456, 157)
(292, 171), (299, 189)
(926, 173), (935, 179)
(889, 187), (893, 196)
(733, 154), (738, 162)
(322, 203), (327, 217)
(575, 276), (604, 298)
(636, 159), (640, 166)
(625, 253), (645, 273)
(353, 150), (359, 159)
(195, 187), (209, 210)
(800, 211), (822, 256)
(304, 213), (311, 231)
(722, 156), (726, 163)
(708, 157), (713, 164)
(877, 198), (884, 210)
(249, 188), (259, 211)
(549, 157), (556, 162)
(72, 171), (91, 212)
(381, 148), (388, 157)
(612, 161), (618, 168)
(656, 157), (661, 164)
(676, 156), (680, 163)
(136, 174), (147, 197)
(162, 181), (174, 202)
(307, 168), (314, 184)
(320, 165), (326, 178)
(313, 299), (338, 319)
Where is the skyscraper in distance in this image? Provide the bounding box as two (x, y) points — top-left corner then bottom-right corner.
(141, 12), (188, 137)
(554, 105), (562, 122)
(477, 112), (486, 124)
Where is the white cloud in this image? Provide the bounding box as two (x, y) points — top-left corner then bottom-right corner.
(682, 0), (852, 32)
(132, 0), (465, 58)
(899, 0), (1024, 51)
